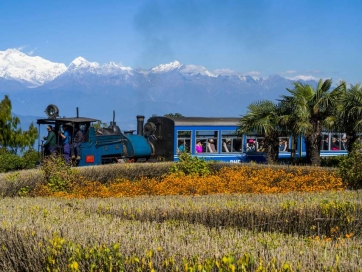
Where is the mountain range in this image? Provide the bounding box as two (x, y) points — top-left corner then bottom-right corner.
(0, 49), (318, 131)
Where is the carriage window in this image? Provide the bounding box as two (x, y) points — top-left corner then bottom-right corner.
(321, 133), (345, 151)
(221, 131), (242, 153)
(177, 131), (191, 153)
(279, 137), (290, 152)
(195, 130), (218, 153)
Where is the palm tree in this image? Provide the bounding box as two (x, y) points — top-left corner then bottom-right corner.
(338, 83), (362, 152)
(238, 100), (281, 164)
(281, 79), (345, 165)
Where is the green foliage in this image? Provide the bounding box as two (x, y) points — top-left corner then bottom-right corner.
(21, 149), (40, 169)
(164, 113), (184, 117)
(321, 156), (346, 168)
(0, 95), (38, 154)
(0, 148), (39, 173)
(40, 156), (75, 192)
(338, 143), (362, 189)
(170, 152), (211, 176)
(92, 120), (108, 130)
(0, 148), (25, 172)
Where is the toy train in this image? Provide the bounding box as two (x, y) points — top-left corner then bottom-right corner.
(37, 104), (349, 166)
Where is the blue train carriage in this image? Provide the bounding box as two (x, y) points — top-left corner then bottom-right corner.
(144, 116), (264, 163)
(37, 105), (153, 166)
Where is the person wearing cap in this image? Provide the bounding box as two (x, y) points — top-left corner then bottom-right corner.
(207, 138), (216, 152)
(71, 124), (85, 160)
(59, 124), (71, 164)
(247, 139), (256, 152)
(42, 125), (57, 155)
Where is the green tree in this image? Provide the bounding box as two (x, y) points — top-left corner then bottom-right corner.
(164, 113), (184, 117)
(0, 95), (38, 154)
(337, 83), (362, 152)
(238, 100), (281, 164)
(92, 120), (108, 130)
(281, 79), (345, 165)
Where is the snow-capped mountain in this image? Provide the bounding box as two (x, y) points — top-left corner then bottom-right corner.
(0, 48), (318, 130)
(0, 49), (66, 86)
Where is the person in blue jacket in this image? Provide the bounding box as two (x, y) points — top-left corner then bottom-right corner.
(59, 124), (71, 164)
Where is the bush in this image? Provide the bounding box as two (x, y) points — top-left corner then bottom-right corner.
(338, 143), (362, 189)
(40, 156), (75, 192)
(170, 152), (211, 176)
(321, 156), (346, 168)
(0, 149), (25, 172)
(21, 149), (40, 169)
(0, 148), (39, 173)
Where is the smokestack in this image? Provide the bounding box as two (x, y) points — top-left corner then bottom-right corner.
(136, 115), (145, 136)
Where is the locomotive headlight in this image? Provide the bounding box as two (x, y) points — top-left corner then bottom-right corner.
(45, 104), (59, 119)
(144, 122), (156, 136)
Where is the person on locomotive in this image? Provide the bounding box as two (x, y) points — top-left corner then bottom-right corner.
(42, 125), (57, 155)
(59, 124), (71, 164)
(71, 124), (85, 160)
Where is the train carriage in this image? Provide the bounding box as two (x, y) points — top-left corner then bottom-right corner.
(145, 116), (349, 163)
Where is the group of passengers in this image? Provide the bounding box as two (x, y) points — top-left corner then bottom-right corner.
(246, 139), (265, 152)
(42, 124), (86, 164)
(179, 138), (232, 153)
(322, 136), (348, 151)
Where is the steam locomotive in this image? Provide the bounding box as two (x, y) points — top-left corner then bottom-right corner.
(37, 104), (349, 166)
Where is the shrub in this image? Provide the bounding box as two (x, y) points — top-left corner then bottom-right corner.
(170, 152), (211, 176)
(321, 156), (346, 168)
(338, 143), (362, 189)
(0, 149), (25, 172)
(40, 156), (75, 192)
(21, 149), (40, 169)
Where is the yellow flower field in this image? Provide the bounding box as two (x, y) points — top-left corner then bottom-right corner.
(33, 166), (345, 198)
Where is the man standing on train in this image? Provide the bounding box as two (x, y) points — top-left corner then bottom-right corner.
(59, 124), (71, 164)
(42, 125), (57, 155)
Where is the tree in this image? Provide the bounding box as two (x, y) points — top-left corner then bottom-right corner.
(0, 95), (38, 154)
(164, 113), (184, 117)
(338, 83), (362, 152)
(238, 100), (281, 164)
(93, 120), (108, 130)
(281, 79), (345, 165)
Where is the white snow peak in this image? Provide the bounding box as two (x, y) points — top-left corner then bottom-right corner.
(0, 48), (66, 86)
(151, 60), (182, 73)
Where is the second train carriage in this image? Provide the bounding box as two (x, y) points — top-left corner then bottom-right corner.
(145, 116), (349, 163)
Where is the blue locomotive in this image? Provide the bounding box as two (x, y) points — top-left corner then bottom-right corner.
(37, 105), (153, 166)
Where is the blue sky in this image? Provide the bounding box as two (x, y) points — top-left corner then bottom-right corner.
(1, 0), (362, 83)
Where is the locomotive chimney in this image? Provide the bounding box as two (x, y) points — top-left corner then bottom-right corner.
(136, 115), (145, 136)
